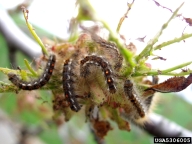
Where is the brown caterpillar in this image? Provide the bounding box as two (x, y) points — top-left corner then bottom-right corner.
(124, 80), (145, 118)
(79, 26), (123, 70)
(80, 55), (116, 94)
(63, 59), (81, 112)
(95, 39), (123, 71)
(8, 54), (56, 90)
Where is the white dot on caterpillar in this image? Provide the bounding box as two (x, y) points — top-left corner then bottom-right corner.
(63, 59), (81, 112)
(70, 98), (75, 104)
(72, 105), (78, 110)
(45, 69), (49, 72)
(8, 54), (56, 90)
(47, 62), (51, 66)
(67, 75), (71, 80)
(65, 83), (71, 89)
(40, 78), (43, 82)
(43, 73), (46, 78)
(66, 91), (73, 97)
(67, 67), (71, 72)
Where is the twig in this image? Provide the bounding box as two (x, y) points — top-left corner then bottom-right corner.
(144, 113), (192, 138)
(154, 33), (192, 50)
(132, 61), (192, 76)
(116, 0), (135, 33)
(21, 7), (48, 55)
(135, 2), (184, 62)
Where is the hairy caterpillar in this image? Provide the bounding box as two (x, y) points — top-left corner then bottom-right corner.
(63, 59), (81, 112)
(80, 55), (116, 94)
(8, 54), (56, 90)
(124, 80), (145, 118)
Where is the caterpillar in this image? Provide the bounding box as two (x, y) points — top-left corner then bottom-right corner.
(93, 37), (123, 71)
(63, 59), (81, 112)
(79, 26), (123, 70)
(8, 54), (56, 90)
(80, 55), (116, 94)
(124, 80), (145, 118)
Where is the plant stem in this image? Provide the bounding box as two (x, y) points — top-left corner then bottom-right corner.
(24, 59), (38, 77)
(116, 0), (135, 33)
(22, 8), (48, 55)
(154, 33), (192, 50)
(132, 61), (192, 76)
(135, 2), (184, 62)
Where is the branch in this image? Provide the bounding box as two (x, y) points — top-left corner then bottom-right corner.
(135, 2), (184, 62)
(0, 7), (41, 59)
(144, 113), (192, 139)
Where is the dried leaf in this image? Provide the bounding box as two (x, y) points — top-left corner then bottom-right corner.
(145, 73), (192, 93)
(142, 89), (156, 97)
(136, 35), (146, 42)
(152, 56), (166, 61)
(184, 18), (192, 26)
(92, 119), (112, 139)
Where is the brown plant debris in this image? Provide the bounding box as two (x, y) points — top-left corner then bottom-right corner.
(145, 73), (192, 93)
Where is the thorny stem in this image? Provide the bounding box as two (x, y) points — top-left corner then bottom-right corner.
(0, 66), (35, 79)
(24, 59), (38, 77)
(133, 71), (192, 77)
(19, 69), (28, 81)
(116, 0), (135, 33)
(22, 7), (48, 55)
(0, 81), (17, 93)
(132, 61), (192, 76)
(0, 67), (15, 75)
(0, 68), (27, 81)
(154, 33), (192, 50)
(135, 2), (184, 63)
